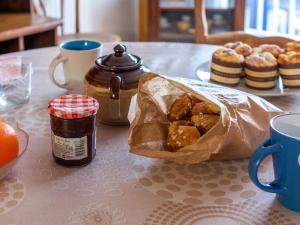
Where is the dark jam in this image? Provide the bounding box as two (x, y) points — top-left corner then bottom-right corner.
(50, 114), (96, 166)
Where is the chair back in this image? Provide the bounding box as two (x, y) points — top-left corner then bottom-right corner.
(31, 0), (47, 16)
(194, 0), (296, 46)
(31, 0), (65, 34)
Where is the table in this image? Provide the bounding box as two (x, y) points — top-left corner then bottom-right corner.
(0, 14), (62, 54)
(1, 42), (300, 225)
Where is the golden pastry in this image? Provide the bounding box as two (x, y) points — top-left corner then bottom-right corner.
(253, 44), (284, 58)
(168, 120), (192, 133)
(168, 94), (193, 121)
(191, 101), (220, 115)
(189, 94), (202, 106)
(278, 51), (300, 64)
(191, 114), (220, 133)
(213, 47), (244, 64)
(285, 41), (300, 53)
(167, 122), (201, 152)
(166, 94), (220, 152)
(224, 41), (253, 57)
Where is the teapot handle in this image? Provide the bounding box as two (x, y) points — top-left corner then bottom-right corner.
(110, 76), (122, 99)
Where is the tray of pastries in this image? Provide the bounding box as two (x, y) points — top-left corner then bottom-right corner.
(196, 41), (300, 96)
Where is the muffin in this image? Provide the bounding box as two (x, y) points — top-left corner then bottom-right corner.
(278, 52), (300, 88)
(284, 41), (300, 53)
(210, 48), (244, 86)
(253, 44), (284, 58)
(244, 52), (278, 89)
(224, 42), (252, 78)
(224, 41), (253, 57)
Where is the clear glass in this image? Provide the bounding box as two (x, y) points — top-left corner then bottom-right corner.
(0, 63), (32, 112)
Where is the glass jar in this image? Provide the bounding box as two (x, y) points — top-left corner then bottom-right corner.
(48, 95), (99, 166)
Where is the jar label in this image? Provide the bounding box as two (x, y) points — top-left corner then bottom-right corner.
(52, 134), (88, 160)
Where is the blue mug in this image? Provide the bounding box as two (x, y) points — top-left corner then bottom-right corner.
(249, 113), (300, 212)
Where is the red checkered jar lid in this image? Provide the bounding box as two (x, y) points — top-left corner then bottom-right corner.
(48, 95), (99, 119)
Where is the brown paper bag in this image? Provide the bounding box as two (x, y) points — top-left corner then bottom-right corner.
(128, 72), (283, 164)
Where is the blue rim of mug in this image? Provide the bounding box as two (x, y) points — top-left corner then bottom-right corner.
(270, 113), (300, 140)
(60, 39), (102, 51)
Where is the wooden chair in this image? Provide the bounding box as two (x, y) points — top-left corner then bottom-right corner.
(31, 0), (121, 43)
(194, 0), (297, 47)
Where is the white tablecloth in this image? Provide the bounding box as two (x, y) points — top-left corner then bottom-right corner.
(1, 42), (300, 225)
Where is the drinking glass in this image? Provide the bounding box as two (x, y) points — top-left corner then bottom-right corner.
(0, 63), (32, 112)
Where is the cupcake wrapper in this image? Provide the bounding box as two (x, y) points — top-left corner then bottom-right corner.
(279, 63), (300, 69)
(281, 77), (300, 88)
(282, 84), (300, 88)
(245, 64), (278, 89)
(282, 79), (300, 87)
(279, 64), (300, 88)
(280, 74), (300, 80)
(245, 82), (276, 90)
(210, 73), (240, 87)
(245, 75), (277, 82)
(210, 56), (242, 86)
(279, 68), (300, 77)
(246, 64), (278, 71)
(211, 68), (240, 78)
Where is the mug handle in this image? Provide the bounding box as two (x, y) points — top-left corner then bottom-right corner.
(248, 138), (286, 194)
(48, 53), (69, 89)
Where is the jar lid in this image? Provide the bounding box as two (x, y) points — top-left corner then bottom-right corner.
(95, 44), (142, 71)
(48, 95), (99, 119)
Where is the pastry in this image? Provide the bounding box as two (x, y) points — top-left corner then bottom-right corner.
(284, 41), (300, 53)
(253, 44), (284, 58)
(168, 93), (193, 121)
(210, 48), (244, 86)
(166, 94), (220, 152)
(278, 52), (300, 88)
(244, 52), (278, 89)
(224, 41), (253, 57)
(167, 121), (201, 152)
(191, 101), (220, 115)
(224, 42), (252, 78)
(191, 114), (220, 133)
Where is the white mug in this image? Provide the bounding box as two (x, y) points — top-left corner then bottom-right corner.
(49, 40), (102, 93)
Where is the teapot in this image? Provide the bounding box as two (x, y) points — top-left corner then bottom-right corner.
(85, 44), (149, 125)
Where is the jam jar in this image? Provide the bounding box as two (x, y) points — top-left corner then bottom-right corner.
(48, 95), (99, 166)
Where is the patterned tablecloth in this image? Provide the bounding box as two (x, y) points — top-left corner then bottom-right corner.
(1, 42), (300, 225)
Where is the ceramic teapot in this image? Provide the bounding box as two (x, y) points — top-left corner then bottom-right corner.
(85, 44), (149, 125)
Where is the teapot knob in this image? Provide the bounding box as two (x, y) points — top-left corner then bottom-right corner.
(114, 44), (127, 56)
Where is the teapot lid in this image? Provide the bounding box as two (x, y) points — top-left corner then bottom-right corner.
(96, 44), (142, 71)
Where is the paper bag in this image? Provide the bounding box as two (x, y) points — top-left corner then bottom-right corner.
(128, 72), (283, 164)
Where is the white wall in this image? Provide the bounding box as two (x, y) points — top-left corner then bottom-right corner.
(79, 0), (138, 40)
(46, 0), (138, 41)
